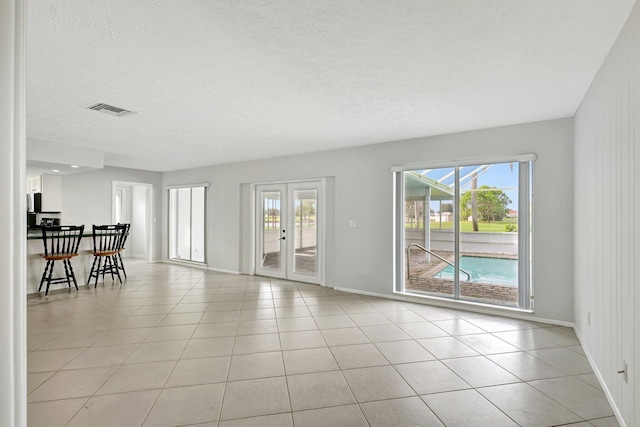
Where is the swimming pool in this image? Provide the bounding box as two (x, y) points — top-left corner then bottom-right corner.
(432, 256), (518, 287)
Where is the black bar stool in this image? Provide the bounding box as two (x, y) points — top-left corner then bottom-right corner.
(87, 224), (127, 287)
(38, 225), (85, 296)
(116, 223), (131, 278)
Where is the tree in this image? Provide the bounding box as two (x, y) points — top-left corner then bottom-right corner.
(460, 185), (511, 222)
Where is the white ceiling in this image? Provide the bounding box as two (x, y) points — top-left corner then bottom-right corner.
(27, 0), (636, 172)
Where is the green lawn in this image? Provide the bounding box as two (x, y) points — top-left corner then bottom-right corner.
(405, 220), (518, 232)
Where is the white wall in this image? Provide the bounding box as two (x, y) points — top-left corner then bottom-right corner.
(61, 166), (162, 261)
(1, 1), (26, 426)
(163, 118), (574, 323)
(574, 2), (639, 425)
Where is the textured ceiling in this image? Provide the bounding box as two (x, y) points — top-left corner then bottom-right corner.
(27, 0), (636, 172)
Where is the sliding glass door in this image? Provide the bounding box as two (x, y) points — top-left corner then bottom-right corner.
(169, 185), (206, 263)
(397, 160), (532, 309)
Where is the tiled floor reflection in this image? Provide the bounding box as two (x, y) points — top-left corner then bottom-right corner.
(26, 261), (619, 426)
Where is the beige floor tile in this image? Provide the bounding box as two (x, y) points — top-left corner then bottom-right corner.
(277, 316), (319, 332)
(236, 319), (279, 335)
(27, 397), (88, 427)
(115, 314), (165, 329)
(479, 382), (583, 427)
(287, 371), (356, 411)
(280, 330), (326, 350)
(422, 389), (517, 426)
(96, 361), (175, 394)
(125, 340), (188, 363)
(27, 333), (59, 351)
(359, 324), (412, 342)
(456, 333), (520, 354)
(416, 336), (479, 359)
(395, 360), (470, 395)
(282, 348), (339, 375)
(28, 366), (117, 402)
(220, 377), (290, 420)
(397, 321), (450, 339)
(39, 330), (106, 350)
(382, 310), (426, 324)
(348, 312), (392, 327)
(67, 389), (160, 427)
(182, 337), (235, 358)
(232, 333), (281, 354)
(292, 404), (368, 427)
(200, 310), (241, 323)
(528, 347), (593, 375)
(63, 344), (138, 369)
(589, 416), (622, 427)
(165, 356), (231, 387)
(144, 324), (196, 342)
(219, 413), (292, 427)
(93, 328), (154, 346)
(238, 308), (276, 320)
(430, 319), (486, 335)
(27, 371), (55, 394)
(227, 351), (285, 380)
(375, 340), (436, 364)
(360, 396), (444, 427)
(192, 321), (238, 338)
(143, 383), (225, 426)
(158, 312), (204, 326)
(330, 343), (389, 369)
(27, 348), (85, 373)
(443, 356), (520, 388)
(274, 306), (311, 318)
(487, 351), (566, 381)
(312, 315), (355, 329)
(342, 366), (415, 402)
(529, 376), (614, 420)
(320, 327), (370, 346)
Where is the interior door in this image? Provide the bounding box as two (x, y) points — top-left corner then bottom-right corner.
(255, 180), (323, 284)
(255, 184), (287, 279)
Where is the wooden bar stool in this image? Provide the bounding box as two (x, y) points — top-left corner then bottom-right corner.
(38, 225), (85, 296)
(87, 224), (127, 287)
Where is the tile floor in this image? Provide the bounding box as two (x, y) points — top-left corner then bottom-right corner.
(27, 261), (619, 427)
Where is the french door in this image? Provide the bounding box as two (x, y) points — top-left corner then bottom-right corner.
(255, 180), (324, 284)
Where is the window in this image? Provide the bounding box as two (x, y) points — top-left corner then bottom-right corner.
(395, 158), (533, 310)
(168, 184), (207, 263)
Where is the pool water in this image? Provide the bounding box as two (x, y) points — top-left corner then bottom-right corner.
(433, 256), (518, 287)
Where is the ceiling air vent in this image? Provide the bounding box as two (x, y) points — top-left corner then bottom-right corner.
(87, 102), (135, 117)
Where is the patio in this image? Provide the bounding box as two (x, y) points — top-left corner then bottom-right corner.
(405, 249), (519, 307)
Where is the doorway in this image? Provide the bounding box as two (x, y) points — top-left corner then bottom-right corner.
(112, 181), (153, 262)
(254, 180), (324, 284)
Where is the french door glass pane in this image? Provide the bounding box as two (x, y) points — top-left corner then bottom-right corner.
(177, 188), (191, 260)
(169, 190), (178, 259)
(293, 189), (317, 274)
(261, 191), (281, 270)
(404, 167), (455, 298)
(191, 187), (205, 263)
(458, 163), (519, 307)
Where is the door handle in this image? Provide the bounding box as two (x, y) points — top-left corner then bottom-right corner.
(280, 236), (286, 240)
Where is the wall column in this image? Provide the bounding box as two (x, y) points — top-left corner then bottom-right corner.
(0, 0), (27, 426)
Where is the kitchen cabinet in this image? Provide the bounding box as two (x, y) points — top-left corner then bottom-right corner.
(26, 175), (41, 193)
(27, 174), (62, 212)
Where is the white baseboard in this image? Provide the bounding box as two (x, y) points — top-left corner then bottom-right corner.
(207, 267), (241, 275)
(161, 259), (208, 269)
(573, 328), (626, 427)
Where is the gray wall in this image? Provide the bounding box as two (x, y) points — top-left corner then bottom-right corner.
(574, 1), (639, 424)
(61, 166), (163, 261)
(163, 118), (574, 323)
